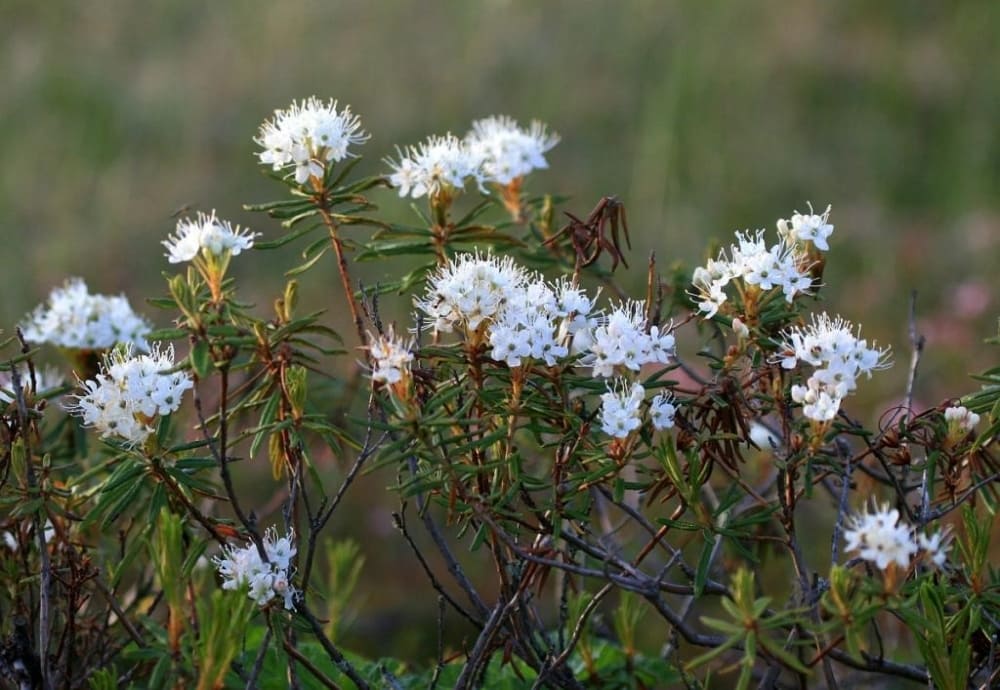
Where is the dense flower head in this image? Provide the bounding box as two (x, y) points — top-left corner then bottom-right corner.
(387, 134), (485, 199)
(585, 300), (675, 378)
(600, 380), (645, 438)
(68, 344), (192, 446)
(416, 252), (530, 335)
(465, 115), (559, 186)
(943, 405), (980, 435)
(416, 254), (676, 376)
(691, 228), (814, 319)
(649, 392), (678, 430)
(368, 326), (415, 385)
(844, 501), (951, 571)
(843, 502), (917, 570)
(488, 278), (595, 368)
(0, 365), (65, 404)
(213, 529), (297, 610)
(778, 313), (892, 422)
(256, 97), (368, 184)
(20, 278), (151, 351)
(163, 210), (259, 264)
(777, 203), (834, 251)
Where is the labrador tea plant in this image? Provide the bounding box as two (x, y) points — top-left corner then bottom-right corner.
(1, 96), (998, 690)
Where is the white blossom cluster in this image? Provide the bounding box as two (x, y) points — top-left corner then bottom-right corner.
(599, 383), (678, 439)
(691, 229), (815, 319)
(600, 380), (645, 438)
(416, 253), (672, 374)
(844, 502), (950, 570)
(21, 278), (151, 351)
(163, 210), (259, 264)
(416, 253), (529, 335)
(466, 115), (560, 186)
(0, 365), (65, 404)
(255, 97), (369, 184)
(214, 529), (297, 610)
(68, 344), (193, 447)
(488, 278), (594, 368)
(583, 300), (675, 378)
(649, 392), (678, 430)
(416, 253), (680, 438)
(387, 134), (485, 200)
(777, 313), (891, 422)
(777, 203), (835, 251)
(387, 115), (558, 199)
(944, 405), (980, 435)
(368, 326), (415, 385)
(415, 254), (593, 367)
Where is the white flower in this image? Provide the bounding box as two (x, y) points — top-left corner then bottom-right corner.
(584, 301), (674, 378)
(465, 115), (559, 186)
(256, 97), (368, 184)
(600, 380), (645, 438)
(67, 344), (192, 447)
(777, 203), (834, 251)
(163, 211), (259, 264)
(649, 392), (677, 430)
(690, 228), (813, 317)
(748, 422), (781, 450)
(416, 252), (529, 335)
(214, 529), (297, 610)
(917, 530), (951, 569)
(0, 365), (65, 404)
(487, 279), (571, 367)
(386, 133), (485, 199)
(843, 502), (918, 570)
(20, 278), (151, 351)
(943, 405), (980, 435)
(368, 326), (414, 385)
(778, 313), (892, 422)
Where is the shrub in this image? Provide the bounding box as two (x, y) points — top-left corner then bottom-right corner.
(1, 98), (997, 690)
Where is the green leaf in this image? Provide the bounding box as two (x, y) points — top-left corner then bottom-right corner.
(694, 532), (714, 597)
(189, 340), (213, 379)
(253, 222), (320, 249)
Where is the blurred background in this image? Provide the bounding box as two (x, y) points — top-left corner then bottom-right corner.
(3, 0), (998, 664)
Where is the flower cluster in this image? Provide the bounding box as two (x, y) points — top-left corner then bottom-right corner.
(584, 300), (674, 378)
(20, 278), (151, 351)
(416, 254), (595, 367)
(488, 278), (594, 368)
(691, 227), (817, 319)
(777, 203), (835, 251)
(600, 385), (678, 439)
(214, 529), (297, 610)
(387, 134), (485, 200)
(777, 313), (891, 422)
(256, 97), (369, 184)
(163, 210), (259, 264)
(416, 253), (529, 335)
(466, 116), (559, 186)
(600, 380), (645, 438)
(944, 405), (980, 435)
(68, 345), (192, 446)
(649, 392), (678, 430)
(416, 254), (679, 438)
(368, 326), (414, 385)
(388, 115), (558, 199)
(843, 502), (950, 570)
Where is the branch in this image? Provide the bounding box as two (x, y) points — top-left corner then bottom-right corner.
(9, 346), (53, 690)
